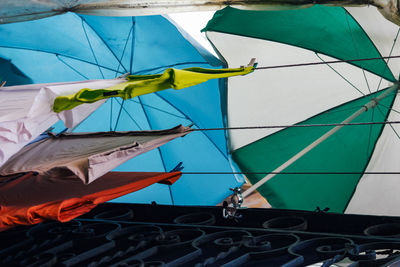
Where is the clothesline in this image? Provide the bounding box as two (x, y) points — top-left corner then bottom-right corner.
(191, 120), (400, 131)
(254, 55), (400, 70)
(180, 171), (400, 175)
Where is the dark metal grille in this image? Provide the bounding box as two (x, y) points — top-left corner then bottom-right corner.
(2, 203), (400, 266)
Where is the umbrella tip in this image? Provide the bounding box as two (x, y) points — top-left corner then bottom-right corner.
(170, 162), (184, 172)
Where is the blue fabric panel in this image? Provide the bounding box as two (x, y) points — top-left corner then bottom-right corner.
(0, 57), (32, 85)
(157, 79), (228, 154)
(79, 16), (134, 76)
(0, 48), (88, 83)
(0, 13), (119, 77)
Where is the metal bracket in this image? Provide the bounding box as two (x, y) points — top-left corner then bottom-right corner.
(222, 187), (243, 220)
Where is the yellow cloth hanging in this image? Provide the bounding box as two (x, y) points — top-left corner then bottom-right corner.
(53, 66), (254, 112)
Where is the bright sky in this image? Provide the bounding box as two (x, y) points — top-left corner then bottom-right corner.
(169, 11), (216, 56)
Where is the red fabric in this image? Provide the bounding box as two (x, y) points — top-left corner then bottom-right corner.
(157, 174), (181, 185)
(0, 171), (181, 230)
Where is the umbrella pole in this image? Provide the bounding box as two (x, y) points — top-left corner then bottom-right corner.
(242, 83), (399, 199)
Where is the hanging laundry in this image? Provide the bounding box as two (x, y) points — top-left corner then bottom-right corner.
(0, 79), (125, 167)
(0, 125), (191, 184)
(0, 171), (182, 230)
(53, 66), (255, 112)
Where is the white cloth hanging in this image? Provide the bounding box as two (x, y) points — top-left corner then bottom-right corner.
(0, 79), (125, 167)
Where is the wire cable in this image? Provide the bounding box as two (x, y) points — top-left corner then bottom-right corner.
(191, 120), (400, 132)
(254, 55), (400, 71)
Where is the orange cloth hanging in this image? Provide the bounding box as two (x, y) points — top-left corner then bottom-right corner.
(0, 171), (182, 230)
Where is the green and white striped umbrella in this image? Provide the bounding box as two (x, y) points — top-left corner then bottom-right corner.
(204, 5), (400, 216)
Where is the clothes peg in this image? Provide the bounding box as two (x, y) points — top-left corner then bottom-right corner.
(117, 72), (130, 79)
(247, 58), (256, 67)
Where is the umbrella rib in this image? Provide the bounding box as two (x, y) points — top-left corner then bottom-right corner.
(136, 95), (175, 205)
(365, 107), (375, 159)
(79, 16), (128, 74)
(114, 98), (143, 130)
(324, 105), (362, 115)
(154, 92), (230, 160)
(345, 10), (371, 94)
(109, 98), (113, 131)
(0, 45), (125, 74)
(128, 99), (188, 120)
(81, 19), (104, 78)
(315, 53), (365, 96)
(379, 103), (400, 115)
(56, 55), (89, 80)
(136, 96), (166, 171)
(375, 28), (400, 92)
(113, 99), (125, 131)
(130, 17), (135, 74)
(114, 26), (133, 78)
(377, 105), (400, 140)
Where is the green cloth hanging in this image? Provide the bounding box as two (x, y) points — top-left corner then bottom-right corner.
(53, 66), (254, 112)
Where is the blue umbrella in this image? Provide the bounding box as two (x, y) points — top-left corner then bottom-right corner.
(0, 13), (243, 205)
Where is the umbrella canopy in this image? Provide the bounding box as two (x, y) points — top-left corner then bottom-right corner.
(204, 5), (400, 215)
(0, 13), (243, 205)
